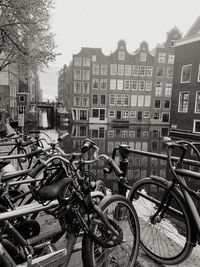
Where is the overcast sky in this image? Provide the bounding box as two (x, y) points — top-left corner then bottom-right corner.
(40, 0), (200, 100)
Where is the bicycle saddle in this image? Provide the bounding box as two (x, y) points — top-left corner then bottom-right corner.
(38, 178), (71, 201)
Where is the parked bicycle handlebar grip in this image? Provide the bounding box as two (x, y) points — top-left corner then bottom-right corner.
(57, 133), (69, 142)
(105, 157), (124, 177)
(29, 163), (46, 178)
(81, 138), (96, 153)
(25, 149), (44, 158)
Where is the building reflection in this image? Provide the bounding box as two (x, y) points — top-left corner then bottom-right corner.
(59, 123), (169, 193)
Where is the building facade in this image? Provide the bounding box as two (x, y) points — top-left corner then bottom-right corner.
(58, 27), (181, 125)
(170, 33), (200, 133)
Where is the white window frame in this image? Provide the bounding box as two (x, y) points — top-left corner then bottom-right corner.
(118, 65), (124, 76)
(158, 52), (166, 63)
(181, 64), (192, 83)
(118, 51), (125, 60)
(139, 80), (145, 91)
(74, 57), (82, 66)
(178, 91), (189, 113)
(123, 94), (130, 106)
(92, 78), (99, 90)
(110, 64), (117, 75)
(125, 65), (131, 76)
(198, 64), (200, 82)
(195, 91), (200, 113)
(139, 66), (146, 76)
(124, 80), (130, 90)
(145, 80), (152, 91)
(140, 52), (146, 62)
(132, 80), (138, 90)
(146, 66), (153, 77)
(193, 120), (200, 133)
(109, 94), (116, 106)
(110, 79), (116, 90)
(117, 79), (123, 90)
(109, 111), (115, 118)
(168, 54), (175, 64)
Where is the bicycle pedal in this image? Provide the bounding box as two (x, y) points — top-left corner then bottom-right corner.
(27, 254), (32, 267)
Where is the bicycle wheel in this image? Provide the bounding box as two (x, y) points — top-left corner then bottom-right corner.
(128, 177), (193, 265)
(82, 195), (140, 267)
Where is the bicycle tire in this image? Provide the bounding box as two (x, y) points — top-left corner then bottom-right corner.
(128, 177), (193, 265)
(82, 195), (140, 267)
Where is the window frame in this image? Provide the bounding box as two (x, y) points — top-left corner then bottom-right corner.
(181, 64), (192, 83)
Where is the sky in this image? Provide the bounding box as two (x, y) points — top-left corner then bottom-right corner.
(40, 0), (200, 100)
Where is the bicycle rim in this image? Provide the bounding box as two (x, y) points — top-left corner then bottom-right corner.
(82, 195), (140, 267)
(128, 177), (193, 265)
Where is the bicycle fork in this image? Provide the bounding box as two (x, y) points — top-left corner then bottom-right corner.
(150, 181), (175, 224)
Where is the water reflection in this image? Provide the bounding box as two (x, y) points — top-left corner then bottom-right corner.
(57, 123), (169, 193)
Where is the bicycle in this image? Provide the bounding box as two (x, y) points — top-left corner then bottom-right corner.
(0, 138), (140, 267)
(126, 138), (200, 265)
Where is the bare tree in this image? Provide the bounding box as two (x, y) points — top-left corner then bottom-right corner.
(0, 0), (57, 71)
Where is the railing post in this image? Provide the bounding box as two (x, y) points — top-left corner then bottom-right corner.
(118, 144), (130, 196)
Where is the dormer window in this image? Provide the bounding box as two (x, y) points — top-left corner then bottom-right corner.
(140, 52), (146, 62)
(118, 51), (125, 60)
(170, 40), (175, 47)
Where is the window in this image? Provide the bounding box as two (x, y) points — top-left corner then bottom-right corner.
(132, 65), (139, 76)
(118, 51), (125, 60)
(82, 82), (89, 94)
(155, 81), (162, 96)
(165, 82), (172, 97)
(131, 95), (137, 106)
(109, 111), (115, 117)
(157, 67), (164, 77)
(132, 80), (138, 90)
(139, 66), (146, 76)
(83, 57), (90, 66)
(138, 111), (142, 120)
(124, 80), (130, 90)
(158, 53), (166, 63)
(117, 79), (123, 90)
(19, 95), (25, 102)
(118, 65), (124, 76)
(82, 97), (89, 107)
(74, 57), (82, 66)
(138, 95), (144, 107)
(92, 95), (98, 105)
(178, 91), (189, 112)
(155, 100), (161, 109)
(74, 97), (81, 106)
(100, 65), (108, 75)
(146, 80), (152, 91)
(74, 81), (81, 93)
(130, 111), (136, 118)
(144, 111), (150, 119)
(125, 65), (131, 76)
(146, 66), (153, 77)
(80, 111), (87, 121)
(181, 65), (192, 83)
(92, 109), (99, 118)
(168, 54), (175, 64)
(162, 113), (170, 122)
(92, 55), (96, 62)
(170, 40), (175, 47)
(123, 111), (129, 118)
(140, 52), (146, 61)
(144, 95), (151, 107)
(74, 69), (81, 80)
(166, 67), (173, 78)
(198, 64), (200, 82)
(109, 94), (116, 106)
(82, 69), (90, 80)
(195, 91), (200, 113)
(139, 80), (145, 91)
(100, 109), (105, 120)
(193, 120), (200, 133)
(92, 64), (99, 75)
(123, 95), (130, 106)
(100, 95), (106, 105)
(110, 64), (117, 75)
(153, 112), (160, 120)
(164, 100), (170, 109)
(110, 79), (116, 90)
(116, 94), (122, 106)
(92, 78), (99, 89)
(100, 79), (107, 90)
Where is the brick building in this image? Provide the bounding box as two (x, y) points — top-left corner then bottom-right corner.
(170, 17), (200, 134)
